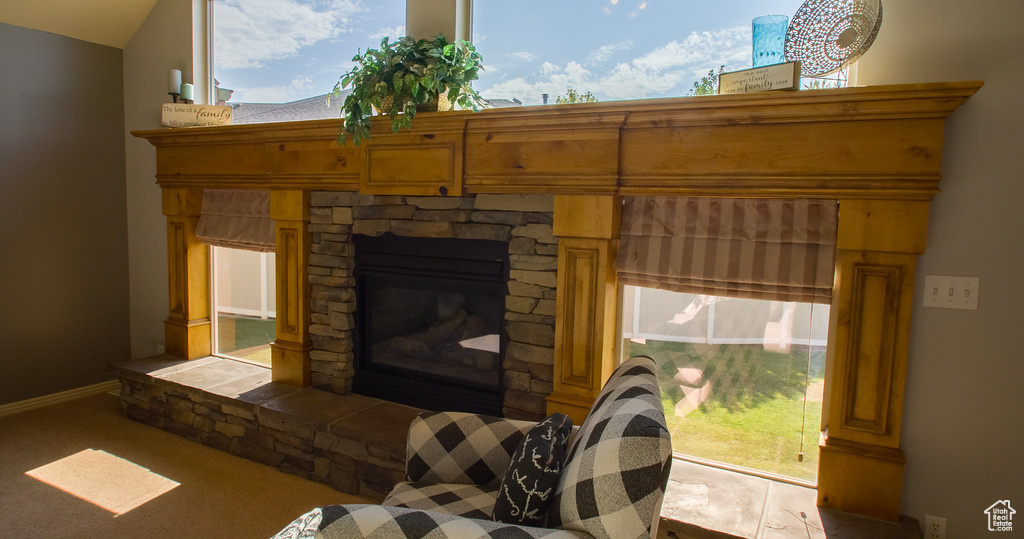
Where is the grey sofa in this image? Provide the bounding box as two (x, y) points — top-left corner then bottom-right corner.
(272, 355), (672, 538)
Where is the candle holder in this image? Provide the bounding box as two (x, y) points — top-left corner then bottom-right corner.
(179, 83), (195, 104)
(168, 93), (195, 104)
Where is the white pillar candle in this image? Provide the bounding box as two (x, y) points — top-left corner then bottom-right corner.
(168, 69), (182, 94)
(180, 83), (194, 101)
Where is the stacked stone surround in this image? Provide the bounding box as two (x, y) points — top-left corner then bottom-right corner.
(307, 192), (558, 420)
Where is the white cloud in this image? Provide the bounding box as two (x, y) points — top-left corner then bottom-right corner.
(215, 0), (365, 70)
(370, 25), (406, 40)
(481, 62), (586, 105)
(539, 62), (560, 76)
(586, 40), (633, 65)
(479, 25), (753, 105)
(230, 75), (317, 103)
(633, 26), (749, 71)
(507, 51), (536, 62)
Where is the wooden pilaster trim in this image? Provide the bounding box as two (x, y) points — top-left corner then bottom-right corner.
(818, 199), (923, 520)
(817, 437), (907, 521)
(162, 187), (210, 359)
(548, 196), (622, 424)
(270, 190), (312, 387)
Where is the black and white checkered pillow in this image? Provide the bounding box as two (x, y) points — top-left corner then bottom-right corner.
(492, 413), (573, 526)
(548, 356), (673, 538)
(405, 411), (534, 486)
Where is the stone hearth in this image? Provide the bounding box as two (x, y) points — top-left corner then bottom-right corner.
(111, 355), (420, 500)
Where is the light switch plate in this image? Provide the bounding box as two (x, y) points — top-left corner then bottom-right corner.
(923, 275), (979, 310)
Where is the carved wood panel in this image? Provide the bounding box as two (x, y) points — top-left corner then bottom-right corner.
(556, 243), (599, 390)
(844, 263), (901, 435)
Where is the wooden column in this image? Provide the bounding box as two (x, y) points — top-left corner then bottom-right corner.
(270, 190), (312, 387)
(817, 199), (930, 521)
(547, 195), (622, 424)
(162, 187), (211, 359)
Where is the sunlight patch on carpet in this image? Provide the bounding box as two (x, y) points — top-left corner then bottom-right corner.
(26, 449), (180, 515)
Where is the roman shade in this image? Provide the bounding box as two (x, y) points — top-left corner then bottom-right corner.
(194, 189), (275, 252)
(616, 197), (838, 304)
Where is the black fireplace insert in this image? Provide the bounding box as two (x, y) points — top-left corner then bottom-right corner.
(352, 233), (508, 415)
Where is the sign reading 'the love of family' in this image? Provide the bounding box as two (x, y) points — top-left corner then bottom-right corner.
(161, 104), (233, 128)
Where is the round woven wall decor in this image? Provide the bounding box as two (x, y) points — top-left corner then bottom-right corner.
(785, 0), (883, 76)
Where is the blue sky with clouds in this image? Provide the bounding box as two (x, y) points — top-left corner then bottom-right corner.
(214, 0), (805, 105)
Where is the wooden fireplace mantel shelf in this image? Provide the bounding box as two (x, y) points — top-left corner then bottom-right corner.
(134, 81), (981, 522)
(134, 81), (981, 200)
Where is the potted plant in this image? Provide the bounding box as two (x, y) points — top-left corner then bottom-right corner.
(331, 34), (488, 145)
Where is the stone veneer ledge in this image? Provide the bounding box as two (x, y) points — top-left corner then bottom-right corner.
(111, 356), (421, 500)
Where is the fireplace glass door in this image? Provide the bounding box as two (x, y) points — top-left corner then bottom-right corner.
(353, 234), (508, 415)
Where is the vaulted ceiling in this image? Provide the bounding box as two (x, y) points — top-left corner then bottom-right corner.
(0, 0), (159, 49)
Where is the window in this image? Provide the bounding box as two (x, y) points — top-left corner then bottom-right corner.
(621, 286), (827, 483)
(615, 196), (837, 483)
(212, 247), (276, 366)
(195, 188), (277, 367)
(473, 0), (805, 105)
(211, 0), (406, 122)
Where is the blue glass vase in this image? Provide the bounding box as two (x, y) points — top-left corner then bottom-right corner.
(752, 14), (789, 67)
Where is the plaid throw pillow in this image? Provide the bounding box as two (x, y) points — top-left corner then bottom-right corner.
(548, 357), (673, 538)
(492, 413), (573, 526)
(405, 412), (528, 486)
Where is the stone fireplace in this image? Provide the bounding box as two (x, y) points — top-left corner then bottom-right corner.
(134, 81), (980, 520)
(305, 192), (557, 420)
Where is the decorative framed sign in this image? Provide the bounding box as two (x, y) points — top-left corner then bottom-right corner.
(718, 61), (802, 95)
(161, 104), (233, 128)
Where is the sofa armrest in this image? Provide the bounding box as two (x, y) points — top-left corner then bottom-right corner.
(405, 411), (537, 485)
(273, 505), (592, 539)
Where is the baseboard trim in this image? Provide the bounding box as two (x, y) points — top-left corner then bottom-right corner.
(0, 379), (121, 417)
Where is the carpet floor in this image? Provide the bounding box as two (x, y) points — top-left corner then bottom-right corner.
(0, 392), (370, 538)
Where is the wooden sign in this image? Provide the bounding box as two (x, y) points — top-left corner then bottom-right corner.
(161, 104), (233, 128)
(718, 61), (801, 95)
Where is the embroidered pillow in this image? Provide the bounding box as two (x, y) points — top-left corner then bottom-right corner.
(491, 413), (573, 526)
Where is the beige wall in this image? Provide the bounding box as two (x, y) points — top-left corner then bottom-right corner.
(405, 0), (471, 41)
(0, 23), (129, 403)
(123, 0), (196, 358)
(857, 0), (1024, 535)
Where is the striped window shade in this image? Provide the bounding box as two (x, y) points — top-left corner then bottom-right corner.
(194, 189), (275, 252)
(616, 197), (838, 304)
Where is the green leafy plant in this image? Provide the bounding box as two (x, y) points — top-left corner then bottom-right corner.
(330, 35), (488, 145)
(689, 65), (725, 96)
(556, 88), (599, 104)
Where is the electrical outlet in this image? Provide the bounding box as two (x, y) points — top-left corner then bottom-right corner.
(925, 515), (947, 539)
(923, 275), (979, 310)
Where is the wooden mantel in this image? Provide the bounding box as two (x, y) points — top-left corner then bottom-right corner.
(135, 81), (981, 521)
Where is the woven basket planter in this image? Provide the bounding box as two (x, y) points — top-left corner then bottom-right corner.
(378, 93), (452, 114)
